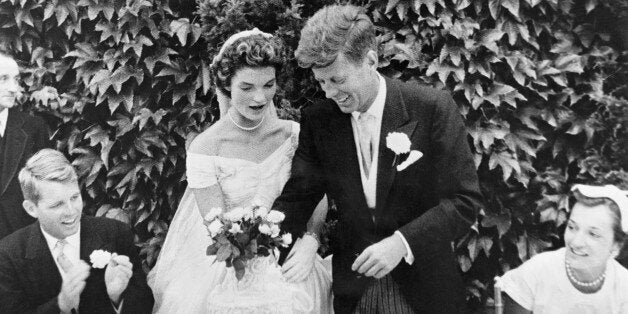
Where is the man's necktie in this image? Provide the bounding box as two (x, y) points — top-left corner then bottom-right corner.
(55, 239), (73, 273)
(357, 112), (375, 178)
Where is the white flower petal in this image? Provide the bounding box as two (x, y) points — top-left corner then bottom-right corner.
(397, 150), (423, 171)
(386, 132), (411, 154)
(89, 250), (112, 269)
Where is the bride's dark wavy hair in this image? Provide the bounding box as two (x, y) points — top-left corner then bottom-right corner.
(210, 34), (286, 98)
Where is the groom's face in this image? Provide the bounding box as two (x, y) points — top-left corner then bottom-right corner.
(23, 180), (83, 239)
(312, 51), (379, 114)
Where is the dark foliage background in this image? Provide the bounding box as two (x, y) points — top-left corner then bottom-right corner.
(1, 0), (626, 309)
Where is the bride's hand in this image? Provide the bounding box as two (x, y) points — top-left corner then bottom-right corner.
(281, 235), (319, 283)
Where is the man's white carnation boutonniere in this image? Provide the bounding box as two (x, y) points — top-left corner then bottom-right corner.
(386, 132), (423, 171)
(89, 249), (112, 269)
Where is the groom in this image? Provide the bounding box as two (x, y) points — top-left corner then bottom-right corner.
(0, 149), (153, 313)
(273, 4), (483, 313)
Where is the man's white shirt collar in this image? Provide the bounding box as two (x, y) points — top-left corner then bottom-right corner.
(41, 226), (81, 251)
(0, 109), (8, 137)
(40, 225), (81, 276)
(351, 73), (386, 122)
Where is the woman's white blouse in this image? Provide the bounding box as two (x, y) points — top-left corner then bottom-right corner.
(498, 247), (628, 313)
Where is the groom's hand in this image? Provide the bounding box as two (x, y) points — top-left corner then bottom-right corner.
(58, 260), (90, 313)
(104, 254), (133, 305)
(352, 234), (407, 279)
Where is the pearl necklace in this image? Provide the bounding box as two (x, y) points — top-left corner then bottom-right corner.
(565, 261), (606, 288)
(228, 110), (264, 131)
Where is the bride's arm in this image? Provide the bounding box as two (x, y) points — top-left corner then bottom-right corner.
(281, 195), (329, 282)
(187, 125), (227, 218)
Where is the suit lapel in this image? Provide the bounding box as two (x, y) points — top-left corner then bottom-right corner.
(80, 217), (106, 261)
(328, 106), (372, 218)
(24, 223), (63, 299)
(375, 78), (418, 214)
(0, 109), (27, 195)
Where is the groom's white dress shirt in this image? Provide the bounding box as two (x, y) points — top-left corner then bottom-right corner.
(350, 73), (414, 264)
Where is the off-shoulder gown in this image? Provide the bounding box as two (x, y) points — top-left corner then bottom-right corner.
(148, 122), (333, 313)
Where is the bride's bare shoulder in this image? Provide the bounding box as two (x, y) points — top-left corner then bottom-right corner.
(188, 119), (230, 156)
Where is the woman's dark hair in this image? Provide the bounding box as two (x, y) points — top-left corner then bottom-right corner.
(210, 34), (286, 98)
(571, 189), (627, 246)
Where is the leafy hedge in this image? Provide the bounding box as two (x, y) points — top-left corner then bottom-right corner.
(1, 0), (626, 309)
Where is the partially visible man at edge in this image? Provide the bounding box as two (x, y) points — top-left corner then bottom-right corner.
(0, 51), (52, 240)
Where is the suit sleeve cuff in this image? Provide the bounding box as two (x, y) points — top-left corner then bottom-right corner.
(395, 231), (414, 265)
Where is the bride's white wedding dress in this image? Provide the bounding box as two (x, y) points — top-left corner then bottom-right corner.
(148, 122), (333, 313)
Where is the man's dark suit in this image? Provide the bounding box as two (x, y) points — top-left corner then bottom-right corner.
(0, 215), (154, 313)
(0, 108), (51, 239)
(274, 77), (483, 313)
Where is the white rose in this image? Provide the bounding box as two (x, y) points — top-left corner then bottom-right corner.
(254, 206), (269, 218)
(208, 219), (224, 237)
(89, 250), (112, 269)
(258, 224), (272, 235)
(270, 224), (280, 237)
(266, 210), (285, 224)
(242, 207), (254, 221)
(386, 132), (411, 154)
(225, 207), (245, 222)
(281, 233), (293, 247)
(204, 207), (222, 222)
(229, 223), (243, 234)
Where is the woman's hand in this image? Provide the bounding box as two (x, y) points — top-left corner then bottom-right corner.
(281, 235), (319, 283)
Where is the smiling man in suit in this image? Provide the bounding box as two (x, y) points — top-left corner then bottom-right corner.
(0, 148), (153, 313)
(0, 52), (52, 240)
(274, 4), (483, 313)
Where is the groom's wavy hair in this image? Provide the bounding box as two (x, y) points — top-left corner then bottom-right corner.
(295, 4), (377, 68)
(18, 149), (78, 204)
(210, 34), (286, 98)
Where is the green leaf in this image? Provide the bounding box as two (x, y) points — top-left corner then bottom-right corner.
(481, 213), (511, 237)
(489, 0), (502, 20)
(585, 0), (598, 13)
(501, 0), (519, 18)
(216, 244), (232, 262)
(386, 0), (401, 14)
(458, 254), (472, 272)
(206, 242), (220, 255)
(170, 18), (190, 46)
(554, 54), (583, 73)
(489, 150), (521, 181)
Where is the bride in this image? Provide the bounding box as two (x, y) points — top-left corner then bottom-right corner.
(147, 29), (333, 313)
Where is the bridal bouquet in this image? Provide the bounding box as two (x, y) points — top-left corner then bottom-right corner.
(203, 205), (292, 280)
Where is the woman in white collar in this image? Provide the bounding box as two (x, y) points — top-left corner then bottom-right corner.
(498, 184), (628, 313)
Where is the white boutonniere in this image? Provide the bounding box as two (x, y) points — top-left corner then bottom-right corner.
(386, 132), (423, 171)
(89, 249), (112, 269)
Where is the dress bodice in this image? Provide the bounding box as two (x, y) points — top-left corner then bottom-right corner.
(186, 121), (299, 211)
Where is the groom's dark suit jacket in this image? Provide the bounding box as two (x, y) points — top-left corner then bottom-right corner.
(0, 216), (154, 313)
(274, 76), (483, 313)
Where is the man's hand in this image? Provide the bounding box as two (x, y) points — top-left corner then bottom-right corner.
(58, 260), (90, 313)
(104, 254), (133, 305)
(352, 234), (407, 279)
(281, 235), (319, 283)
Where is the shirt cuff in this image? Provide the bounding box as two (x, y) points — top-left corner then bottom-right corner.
(111, 299), (124, 314)
(394, 231), (414, 265)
